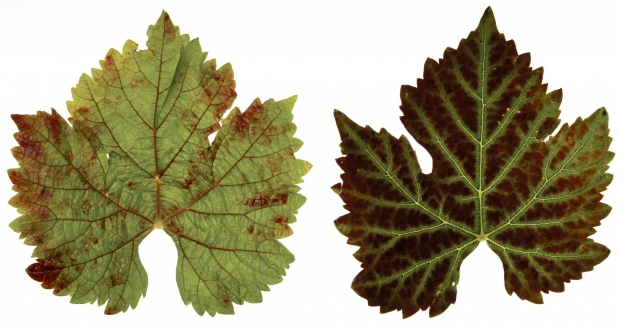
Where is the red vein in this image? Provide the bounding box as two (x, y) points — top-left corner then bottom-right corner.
(177, 233), (277, 255)
(158, 68), (230, 179)
(25, 119), (152, 224)
(82, 87), (151, 177)
(110, 56), (152, 129)
(161, 110), (282, 225)
(177, 238), (228, 309)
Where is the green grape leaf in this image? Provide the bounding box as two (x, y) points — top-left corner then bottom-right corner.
(8, 11), (310, 316)
(333, 7), (612, 318)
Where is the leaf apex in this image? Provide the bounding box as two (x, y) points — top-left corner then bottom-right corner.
(477, 6), (498, 32)
(548, 88), (563, 103)
(424, 57), (437, 66)
(333, 109), (346, 121)
(8, 217), (21, 233)
(334, 110), (359, 130)
(282, 94), (298, 106)
(159, 10), (171, 22)
(302, 160), (313, 174)
(331, 183), (342, 194)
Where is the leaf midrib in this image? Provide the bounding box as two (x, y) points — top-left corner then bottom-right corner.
(477, 26), (488, 237)
(152, 23), (167, 224)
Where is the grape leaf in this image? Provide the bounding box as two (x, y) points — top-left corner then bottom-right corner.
(8, 11), (311, 316)
(333, 7), (613, 318)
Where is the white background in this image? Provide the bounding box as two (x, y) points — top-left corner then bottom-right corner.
(0, 0), (618, 324)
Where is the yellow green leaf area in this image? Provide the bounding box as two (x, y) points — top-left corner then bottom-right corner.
(334, 7), (612, 319)
(8, 11), (311, 316)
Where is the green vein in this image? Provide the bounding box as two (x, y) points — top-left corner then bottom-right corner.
(482, 102), (554, 193)
(343, 123), (477, 238)
(487, 113), (604, 237)
(410, 104), (478, 191)
(433, 68), (478, 142)
(488, 239), (601, 260)
(364, 223), (445, 237)
(478, 26), (488, 236)
(376, 239), (478, 285)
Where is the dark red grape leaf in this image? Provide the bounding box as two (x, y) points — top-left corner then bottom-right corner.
(333, 7), (612, 318)
(8, 11), (311, 315)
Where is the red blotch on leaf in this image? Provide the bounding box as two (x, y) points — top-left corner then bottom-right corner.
(26, 259), (61, 287)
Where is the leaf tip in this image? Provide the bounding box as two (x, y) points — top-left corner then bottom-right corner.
(104, 306), (118, 315)
(283, 94), (298, 106)
(159, 10), (171, 22)
(8, 217), (21, 233)
(483, 6), (494, 16)
(424, 57), (437, 67)
(603, 245), (611, 259)
(333, 109), (345, 122)
(10, 113), (21, 123)
(331, 183), (342, 194)
(548, 88), (563, 104)
(477, 6), (498, 32)
(25, 259), (61, 285)
(333, 109), (355, 131)
(303, 160), (313, 172)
